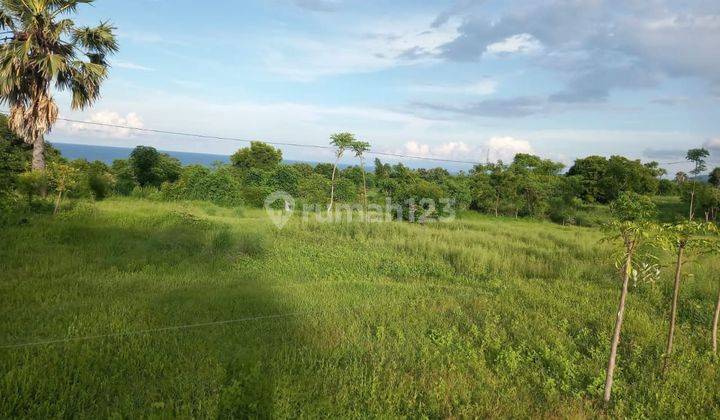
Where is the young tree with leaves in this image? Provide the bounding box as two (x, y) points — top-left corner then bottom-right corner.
(0, 0), (118, 179)
(350, 140), (370, 211)
(657, 222), (713, 370)
(48, 161), (78, 214)
(327, 132), (355, 215)
(602, 192), (658, 403)
(685, 148), (710, 220)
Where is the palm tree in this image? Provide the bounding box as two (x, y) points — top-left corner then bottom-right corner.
(350, 140), (370, 211)
(0, 0), (118, 175)
(327, 132), (355, 215)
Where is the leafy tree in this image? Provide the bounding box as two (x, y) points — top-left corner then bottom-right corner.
(230, 141), (282, 171)
(47, 162), (79, 214)
(374, 158), (391, 180)
(709, 167), (720, 187)
(657, 222), (714, 371)
(314, 163), (334, 179)
(568, 156), (660, 203)
(392, 178), (448, 222)
(17, 170), (46, 206)
(686, 148), (710, 220)
(710, 230), (720, 354)
(602, 192), (657, 403)
(289, 162), (314, 177)
(657, 179), (678, 196)
(155, 154), (182, 184)
(269, 165), (300, 196)
(110, 159), (136, 195)
(86, 160), (114, 200)
(1, 114), (61, 199)
(327, 132), (355, 214)
(129, 146), (160, 187)
(350, 140), (371, 210)
(334, 177), (357, 203)
(0, 0), (117, 175)
(298, 173), (330, 206)
(567, 156), (608, 202)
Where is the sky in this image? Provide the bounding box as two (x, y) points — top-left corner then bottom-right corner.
(45, 0), (720, 172)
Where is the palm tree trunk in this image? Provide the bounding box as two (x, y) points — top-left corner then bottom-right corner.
(603, 244), (634, 403)
(327, 159), (338, 215)
(664, 245), (685, 371)
(32, 136), (47, 197)
(712, 279), (720, 354)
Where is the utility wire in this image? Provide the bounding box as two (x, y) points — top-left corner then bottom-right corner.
(0, 309), (338, 350)
(0, 110), (696, 167)
(0, 111), (483, 165)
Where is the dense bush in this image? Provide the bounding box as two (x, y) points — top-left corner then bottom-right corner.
(161, 165), (244, 207)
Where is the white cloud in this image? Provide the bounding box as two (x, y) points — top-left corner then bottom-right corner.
(485, 136), (534, 161)
(57, 111), (144, 139)
(113, 60), (155, 71)
(262, 17), (461, 80)
(486, 34), (543, 55)
(391, 137), (532, 162)
(408, 79), (497, 96)
(703, 137), (720, 150)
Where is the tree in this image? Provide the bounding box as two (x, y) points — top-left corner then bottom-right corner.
(686, 148), (710, 220)
(47, 162), (79, 214)
(17, 170), (46, 206)
(0, 0), (117, 177)
(567, 156), (608, 202)
(110, 159), (136, 195)
(350, 140), (371, 211)
(374, 158), (391, 180)
(657, 221), (714, 370)
(129, 146), (160, 187)
(327, 132), (355, 214)
(711, 231), (720, 354)
(298, 173), (330, 206)
(602, 192), (657, 403)
(709, 167), (720, 187)
(230, 141), (282, 171)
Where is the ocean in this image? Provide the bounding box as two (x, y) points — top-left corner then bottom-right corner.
(53, 143), (232, 166)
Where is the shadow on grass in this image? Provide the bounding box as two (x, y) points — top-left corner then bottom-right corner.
(0, 207), (304, 417)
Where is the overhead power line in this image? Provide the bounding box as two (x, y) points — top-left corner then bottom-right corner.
(0, 110), (697, 167)
(0, 111), (483, 165)
(0, 310), (327, 349)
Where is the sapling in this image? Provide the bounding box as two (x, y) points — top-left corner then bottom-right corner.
(48, 162), (79, 215)
(350, 140), (371, 213)
(685, 148), (709, 220)
(327, 133), (355, 215)
(602, 192), (658, 403)
(658, 221), (713, 370)
(704, 226), (720, 354)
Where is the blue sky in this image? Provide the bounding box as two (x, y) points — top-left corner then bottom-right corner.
(49, 0), (720, 172)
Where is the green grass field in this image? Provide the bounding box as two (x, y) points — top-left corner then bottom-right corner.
(2, 198), (719, 417)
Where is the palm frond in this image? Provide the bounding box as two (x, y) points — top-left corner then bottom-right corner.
(73, 21), (118, 54)
(0, 9), (16, 31)
(48, 0), (93, 18)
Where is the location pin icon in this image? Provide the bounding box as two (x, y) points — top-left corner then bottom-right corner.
(264, 191), (295, 229)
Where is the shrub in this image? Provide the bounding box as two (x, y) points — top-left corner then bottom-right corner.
(298, 173), (330, 205)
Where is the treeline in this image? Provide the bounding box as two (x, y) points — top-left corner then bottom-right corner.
(1, 117), (717, 224)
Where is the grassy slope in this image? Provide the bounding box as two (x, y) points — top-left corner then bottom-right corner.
(1, 198), (719, 418)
